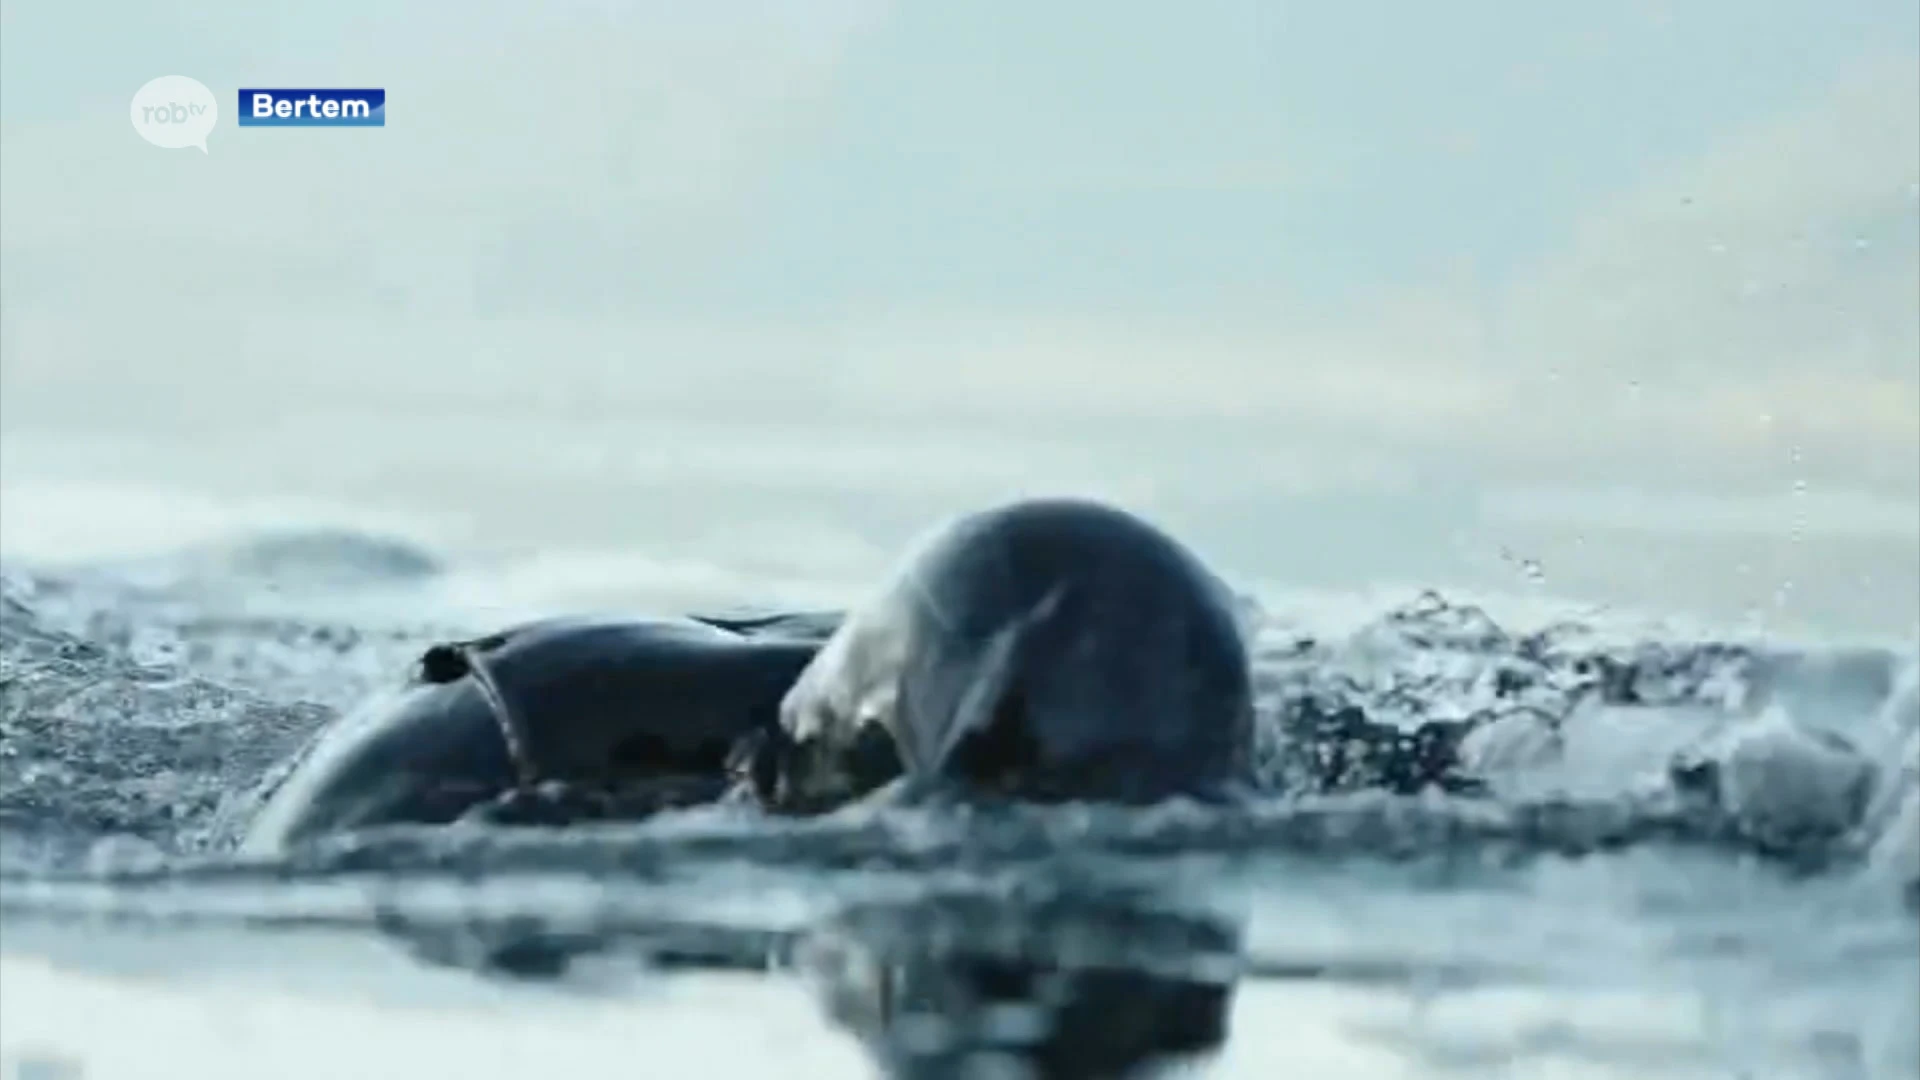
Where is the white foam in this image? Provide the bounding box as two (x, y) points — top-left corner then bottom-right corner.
(414, 548), (860, 625)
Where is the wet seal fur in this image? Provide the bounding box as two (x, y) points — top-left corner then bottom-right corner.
(752, 498), (1255, 812)
(242, 615), (822, 853)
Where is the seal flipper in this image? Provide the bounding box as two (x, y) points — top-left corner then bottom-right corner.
(933, 585), (1069, 792)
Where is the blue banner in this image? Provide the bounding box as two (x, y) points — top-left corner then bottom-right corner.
(238, 89), (385, 127)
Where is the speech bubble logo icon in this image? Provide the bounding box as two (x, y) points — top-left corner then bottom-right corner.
(130, 76), (219, 153)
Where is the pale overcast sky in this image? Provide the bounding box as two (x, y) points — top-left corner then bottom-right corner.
(1, 1), (1915, 634)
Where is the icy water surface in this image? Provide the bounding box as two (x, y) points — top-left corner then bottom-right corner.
(1, 529), (1915, 1079)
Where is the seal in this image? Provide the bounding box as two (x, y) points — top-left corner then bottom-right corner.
(241, 614), (822, 853)
(753, 498), (1255, 812)
(688, 609), (845, 643)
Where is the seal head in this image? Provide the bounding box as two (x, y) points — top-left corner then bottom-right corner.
(759, 498), (1254, 811)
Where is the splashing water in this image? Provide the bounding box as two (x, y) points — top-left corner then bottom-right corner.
(1, 529), (1914, 1079)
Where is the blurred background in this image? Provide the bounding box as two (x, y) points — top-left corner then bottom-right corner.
(2, 0), (1915, 636)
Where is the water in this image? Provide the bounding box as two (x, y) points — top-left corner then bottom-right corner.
(1, 515), (1914, 1079)
(6, 0), (1915, 1069)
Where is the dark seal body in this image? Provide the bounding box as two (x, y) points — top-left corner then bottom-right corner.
(242, 615), (822, 853)
(760, 498), (1255, 811)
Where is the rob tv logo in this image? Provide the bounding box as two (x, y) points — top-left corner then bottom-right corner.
(130, 76), (219, 152)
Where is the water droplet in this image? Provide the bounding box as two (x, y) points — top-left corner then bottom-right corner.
(1778, 447), (1808, 620)
(1498, 547), (1547, 588)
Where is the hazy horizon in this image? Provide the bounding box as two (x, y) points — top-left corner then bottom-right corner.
(2, 1), (1915, 636)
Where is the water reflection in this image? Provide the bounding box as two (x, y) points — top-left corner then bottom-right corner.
(363, 874), (1244, 1076)
(798, 891), (1241, 1079)
(366, 883), (1241, 1076)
